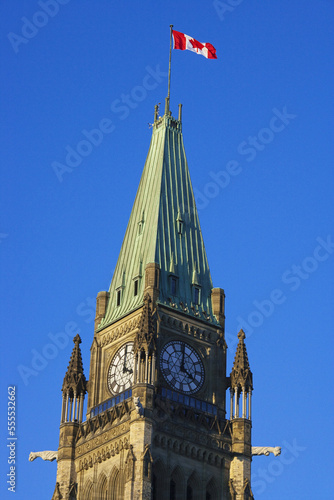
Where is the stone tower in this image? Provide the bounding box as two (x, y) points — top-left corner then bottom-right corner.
(229, 330), (253, 500)
(52, 102), (255, 499)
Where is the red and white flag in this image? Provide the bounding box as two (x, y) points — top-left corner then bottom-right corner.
(172, 30), (217, 59)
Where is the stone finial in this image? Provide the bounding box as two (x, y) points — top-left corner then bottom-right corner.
(133, 294), (156, 354)
(73, 333), (81, 345)
(238, 329), (246, 341)
(230, 329), (253, 391)
(62, 334), (87, 395)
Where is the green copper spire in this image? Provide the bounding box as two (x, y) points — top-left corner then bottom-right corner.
(99, 106), (216, 329)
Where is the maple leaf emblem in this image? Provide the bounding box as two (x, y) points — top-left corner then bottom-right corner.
(190, 37), (204, 52)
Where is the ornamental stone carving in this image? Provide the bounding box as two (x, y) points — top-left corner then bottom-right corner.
(252, 446), (281, 457)
(134, 396), (144, 416)
(29, 451), (58, 462)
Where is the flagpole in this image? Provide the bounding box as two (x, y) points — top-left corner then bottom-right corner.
(165, 24), (173, 115)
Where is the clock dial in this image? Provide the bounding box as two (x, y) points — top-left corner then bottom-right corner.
(160, 341), (204, 394)
(107, 342), (134, 395)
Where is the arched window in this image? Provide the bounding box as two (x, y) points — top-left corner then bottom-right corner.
(109, 467), (124, 500)
(206, 477), (218, 500)
(187, 472), (201, 500)
(187, 485), (193, 500)
(97, 474), (108, 500)
(153, 459), (167, 500)
(170, 465), (185, 500)
(83, 480), (93, 500)
(170, 479), (176, 500)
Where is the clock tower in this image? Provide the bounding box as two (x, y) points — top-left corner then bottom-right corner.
(52, 101), (254, 499)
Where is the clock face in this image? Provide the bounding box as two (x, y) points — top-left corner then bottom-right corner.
(107, 342), (134, 395)
(160, 341), (204, 394)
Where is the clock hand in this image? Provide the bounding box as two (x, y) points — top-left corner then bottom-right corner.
(123, 346), (134, 374)
(186, 371), (194, 381)
(183, 366), (194, 381)
(180, 343), (185, 371)
(123, 345), (128, 373)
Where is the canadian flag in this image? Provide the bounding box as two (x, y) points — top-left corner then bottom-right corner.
(172, 30), (217, 59)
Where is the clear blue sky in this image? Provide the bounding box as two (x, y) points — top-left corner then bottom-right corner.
(1, 1), (333, 498)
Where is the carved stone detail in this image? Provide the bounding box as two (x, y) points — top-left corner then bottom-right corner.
(133, 294), (156, 355)
(100, 316), (142, 347)
(153, 433), (226, 468)
(159, 312), (221, 344)
(142, 444), (153, 480)
(77, 436), (130, 472)
(252, 446), (281, 457)
(29, 451), (58, 462)
(76, 400), (132, 445)
(125, 445), (136, 481)
(51, 482), (62, 500)
(134, 396), (144, 416)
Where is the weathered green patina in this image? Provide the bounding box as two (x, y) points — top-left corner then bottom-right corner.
(99, 107), (216, 329)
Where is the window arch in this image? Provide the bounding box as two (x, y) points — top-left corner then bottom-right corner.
(97, 473), (108, 500)
(170, 465), (185, 500)
(187, 471), (201, 500)
(109, 467), (124, 500)
(153, 459), (168, 500)
(82, 480), (93, 500)
(206, 477), (219, 500)
(170, 479), (176, 500)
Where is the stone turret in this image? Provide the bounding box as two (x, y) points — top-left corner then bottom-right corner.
(61, 334), (87, 423)
(229, 329), (254, 499)
(230, 329), (253, 420)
